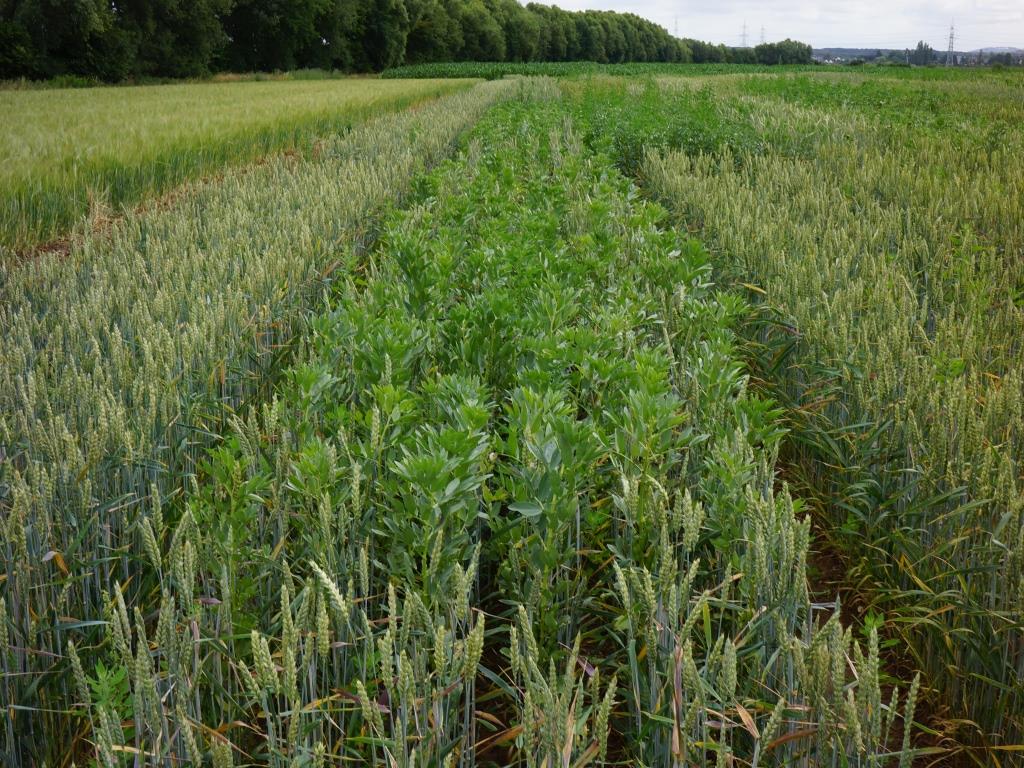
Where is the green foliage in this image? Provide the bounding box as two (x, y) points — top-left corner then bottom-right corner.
(911, 40), (935, 66)
(732, 72), (1024, 130)
(119, 0), (233, 77)
(569, 79), (763, 174)
(5, 0), (109, 78)
(1, 0), (222, 79)
(1, 0), (823, 81)
(363, 0), (412, 70)
(404, 0), (465, 63)
(218, 0), (356, 72)
(753, 38), (813, 65)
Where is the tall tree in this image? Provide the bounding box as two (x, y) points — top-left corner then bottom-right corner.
(910, 40), (934, 66)
(221, 0), (347, 71)
(0, 9), (38, 78)
(1, 0), (131, 79)
(491, 0), (539, 62)
(306, 0), (360, 71)
(405, 0), (460, 63)
(1, 0), (810, 80)
(754, 38), (812, 65)
(360, 0), (410, 70)
(455, 0), (504, 61)
(119, 0), (231, 77)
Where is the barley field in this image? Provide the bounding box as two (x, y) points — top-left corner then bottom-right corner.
(1, 68), (1021, 767)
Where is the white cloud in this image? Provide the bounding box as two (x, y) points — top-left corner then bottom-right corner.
(542, 0), (1024, 50)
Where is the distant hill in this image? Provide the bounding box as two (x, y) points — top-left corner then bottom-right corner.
(971, 47), (1024, 54)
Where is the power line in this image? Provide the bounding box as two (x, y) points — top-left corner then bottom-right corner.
(741, 20), (748, 48)
(946, 21), (956, 66)
(760, 25), (766, 45)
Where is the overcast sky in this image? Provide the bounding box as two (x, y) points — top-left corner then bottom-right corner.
(546, 0), (1024, 50)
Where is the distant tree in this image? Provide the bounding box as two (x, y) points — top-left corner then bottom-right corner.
(575, 14), (604, 62)
(729, 46), (758, 64)
(487, 0), (539, 62)
(455, 0), (505, 61)
(0, 14), (38, 78)
(527, 3), (560, 60)
(311, 0), (361, 71)
(119, 0), (232, 77)
(754, 38), (812, 65)
(601, 15), (626, 63)
(988, 52), (1014, 66)
(0, 0), (802, 80)
(685, 38), (727, 63)
(404, 0), (462, 63)
(221, 0), (326, 71)
(910, 40), (934, 66)
(1, 0), (131, 79)
(360, 0), (410, 70)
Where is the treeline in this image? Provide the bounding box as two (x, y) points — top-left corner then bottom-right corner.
(0, 0), (697, 80)
(0, 0), (814, 81)
(686, 37), (814, 65)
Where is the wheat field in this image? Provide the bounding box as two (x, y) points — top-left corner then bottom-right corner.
(2, 68), (1022, 766)
(0, 77), (471, 250)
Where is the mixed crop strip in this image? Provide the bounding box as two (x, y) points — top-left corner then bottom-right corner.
(2, 79), (923, 765)
(380, 61), (1004, 82)
(578, 74), (1024, 754)
(0, 77), (470, 251)
(0, 80), (509, 763)
(380, 62), (821, 80)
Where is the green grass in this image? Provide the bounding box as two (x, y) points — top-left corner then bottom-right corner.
(0, 77), (472, 250)
(0, 67), (359, 91)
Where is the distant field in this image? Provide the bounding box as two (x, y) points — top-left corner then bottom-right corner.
(380, 60), (1019, 80)
(0, 77), (471, 250)
(382, 61), (822, 79)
